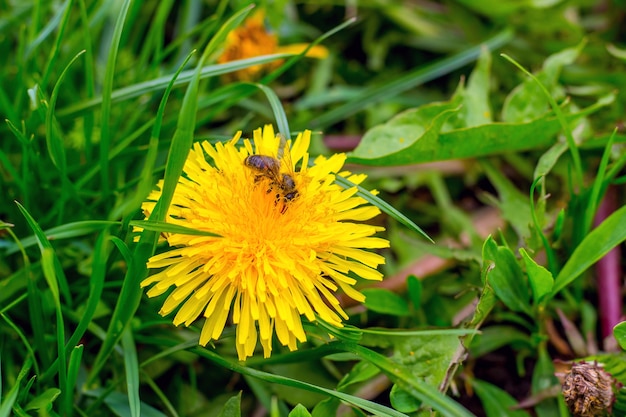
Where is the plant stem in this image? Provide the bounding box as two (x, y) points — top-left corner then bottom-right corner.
(594, 185), (623, 342)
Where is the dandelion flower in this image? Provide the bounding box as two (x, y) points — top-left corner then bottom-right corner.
(141, 125), (389, 360)
(218, 10), (328, 81)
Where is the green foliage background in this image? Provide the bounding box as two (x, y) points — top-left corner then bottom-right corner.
(2, 0), (626, 416)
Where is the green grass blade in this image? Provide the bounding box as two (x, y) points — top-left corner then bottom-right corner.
(75, 119), (154, 190)
(45, 50), (85, 172)
(261, 17), (356, 85)
(583, 128), (616, 234)
(252, 83), (290, 139)
(3, 220), (119, 255)
(552, 204), (626, 296)
(529, 177), (557, 274)
(0, 148), (24, 194)
(65, 231), (109, 354)
(127, 50), (195, 217)
(190, 346), (410, 417)
(99, 0), (132, 196)
(0, 357), (32, 417)
(334, 175), (433, 242)
(122, 328), (140, 417)
(129, 220), (221, 237)
(87, 4), (254, 387)
(196, 18), (357, 126)
(501, 52), (584, 190)
(141, 373), (180, 417)
(56, 55), (292, 118)
(0, 311), (38, 377)
(151, 4), (253, 222)
(343, 343), (475, 417)
(23, 0), (66, 60)
(40, 0), (73, 89)
(14, 202), (71, 304)
(77, 0), (96, 161)
(37, 230), (110, 384)
(470, 378), (531, 417)
(137, 0), (175, 70)
(66, 345), (84, 412)
(41, 247), (69, 415)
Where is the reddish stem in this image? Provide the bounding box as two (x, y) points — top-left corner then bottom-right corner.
(594, 185), (623, 341)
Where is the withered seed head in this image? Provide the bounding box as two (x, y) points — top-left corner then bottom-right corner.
(562, 361), (614, 417)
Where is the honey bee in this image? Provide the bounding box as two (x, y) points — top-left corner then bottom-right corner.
(244, 135), (298, 208)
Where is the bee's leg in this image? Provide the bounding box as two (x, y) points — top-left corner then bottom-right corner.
(279, 198), (289, 214)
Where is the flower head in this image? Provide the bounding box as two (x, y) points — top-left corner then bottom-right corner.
(141, 125), (389, 360)
(218, 10), (328, 81)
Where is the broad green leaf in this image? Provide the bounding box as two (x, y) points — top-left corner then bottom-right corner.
(350, 105), (600, 166)
(470, 326), (533, 358)
(390, 384), (420, 413)
(288, 404), (312, 417)
(217, 393), (242, 417)
(482, 236), (532, 315)
(447, 47), (493, 129)
(348, 98), (461, 165)
(362, 288), (410, 316)
(407, 275), (423, 310)
(471, 379), (531, 417)
(467, 280), (497, 329)
(519, 248), (554, 305)
(552, 204), (626, 296)
(614, 322), (626, 351)
(311, 398), (339, 417)
(337, 361), (380, 391)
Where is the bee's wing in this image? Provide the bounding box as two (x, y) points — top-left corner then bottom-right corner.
(276, 133), (286, 160)
(277, 133), (296, 175)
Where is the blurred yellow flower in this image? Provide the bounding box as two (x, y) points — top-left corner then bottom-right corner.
(217, 11), (328, 81)
(141, 125), (388, 360)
